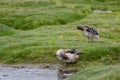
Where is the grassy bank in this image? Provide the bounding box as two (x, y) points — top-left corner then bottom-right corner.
(0, 0), (120, 79)
(0, 0), (120, 65)
(69, 65), (120, 80)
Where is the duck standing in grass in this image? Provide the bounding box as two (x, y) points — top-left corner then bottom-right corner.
(56, 49), (83, 64)
(77, 25), (100, 42)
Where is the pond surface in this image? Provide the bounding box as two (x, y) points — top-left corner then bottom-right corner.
(0, 65), (58, 80)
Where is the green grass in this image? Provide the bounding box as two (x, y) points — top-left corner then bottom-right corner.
(0, 24), (15, 36)
(0, 0), (120, 65)
(69, 65), (120, 80)
(0, 0), (90, 30)
(0, 1), (120, 79)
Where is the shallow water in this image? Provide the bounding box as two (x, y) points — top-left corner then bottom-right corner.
(0, 66), (58, 80)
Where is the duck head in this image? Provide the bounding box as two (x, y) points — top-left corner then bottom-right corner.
(77, 25), (84, 31)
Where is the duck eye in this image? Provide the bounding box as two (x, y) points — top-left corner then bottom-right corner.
(86, 29), (90, 32)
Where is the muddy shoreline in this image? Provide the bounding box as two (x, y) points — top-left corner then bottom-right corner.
(0, 64), (77, 80)
(0, 64), (58, 80)
(0, 63), (58, 69)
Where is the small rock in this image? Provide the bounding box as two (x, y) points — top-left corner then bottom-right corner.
(3, 74), (8, 77)
(93, 10), (112, 13)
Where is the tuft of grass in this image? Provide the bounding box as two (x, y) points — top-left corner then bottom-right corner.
(0, 24), (15, 36)
(69, 65), (120, 80)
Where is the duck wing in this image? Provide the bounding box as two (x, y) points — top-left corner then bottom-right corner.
(85, 26), (99, 35)
(65, 49), (83, 55)
(74, 50), (83, 55)
(91, 27), (99, 35)
(61, 53), (68, 60)
(65, 49), (76, 54)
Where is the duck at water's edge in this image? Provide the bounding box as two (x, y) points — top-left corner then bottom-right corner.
(56, 49), (83, 64)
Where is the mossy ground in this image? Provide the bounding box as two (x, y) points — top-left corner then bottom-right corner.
(69, 65), (120, 80)
(0, 0), (120, 77)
